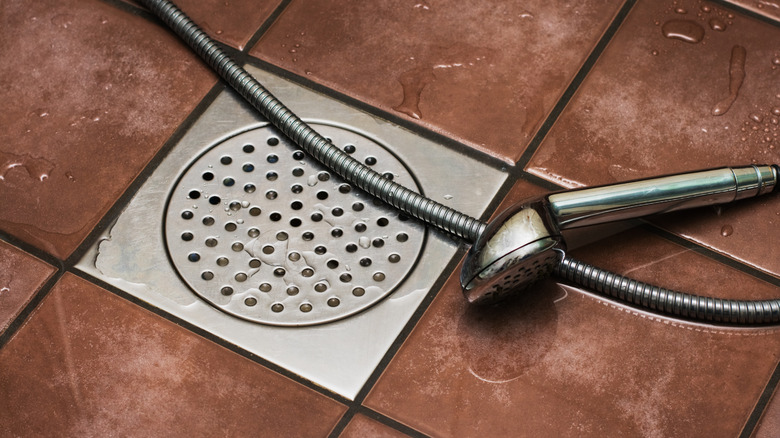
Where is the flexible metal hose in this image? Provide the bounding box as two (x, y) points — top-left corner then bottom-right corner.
(140, 0), (778, 324)
(140, 0), (485, 243)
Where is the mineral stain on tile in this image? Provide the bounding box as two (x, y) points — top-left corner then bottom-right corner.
(0, 274), (346, 436)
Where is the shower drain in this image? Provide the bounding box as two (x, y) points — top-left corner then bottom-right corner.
(164, 124), (425, 326)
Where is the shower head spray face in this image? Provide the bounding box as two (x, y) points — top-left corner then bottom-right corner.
(461, 198), (565, 305)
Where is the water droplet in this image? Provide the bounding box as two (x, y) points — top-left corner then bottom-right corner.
(720, 224), (734, 237)
(700, 5), (712, 12)
(393, 67), (435, 119)
(0, 151), (54, 183)
(712, 46), (746, 116)
(358, 236), (371, 249)
(750, 113), (764, 123)
(675, 7), (687, 14)
(651, 49), (659, 56)
(708, 17), (726, 31)
(662, 20), (705, 44)
(443, 194), (453, 200)
(216, 29), (223, 35)
(51, 14), (74, 28)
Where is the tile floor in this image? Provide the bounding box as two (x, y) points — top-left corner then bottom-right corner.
(1, 0), (779, 436)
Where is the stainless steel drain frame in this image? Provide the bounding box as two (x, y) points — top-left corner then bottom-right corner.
(75, 65), (507, 399)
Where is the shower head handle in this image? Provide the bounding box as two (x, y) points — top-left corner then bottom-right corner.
(461, 164), (779, 305)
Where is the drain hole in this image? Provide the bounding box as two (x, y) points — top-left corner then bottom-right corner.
(388, 254), (400, 263)
(300, 303), (313, 313)
(202, 172), (214, 181)
(223, 177), (234, 187)
(245, 297), (257, 306)
(274, 267), (286, 277)
(286, 286), (299, 296)
(355, 223), (367, 232)
(221, 286), (233, 296)
(311, 212), (323, 222)
(209, 196), (221, 205)
(352, 202), (363, 211)
(181, 232), (193, 241)
(396, 232), (408, 242)
(383, 172), (394, 180)
(290, 218), (302, 227)
(235, 272), (247, 282)
(272, 303), (284, 312)
(344, 144), (356, 154)
(262, 245), (274, 254)
(359, 258), (371, 267)
(266, 171), (278, 181)
(314, 282), (328, 292)
(373, 272), (386, 282)
(267, 137), (279, 146)
(243, 144), (255, 153)
(249, 259), (261, 268)
(339, 273), (352, 283)
(276, 232), (288, 241)
(339, 184), (351, 194)
(346, 243), (357, 253)
(231, 242), (244, 252)
(327, 259), (339, 269)
(216, 257), (229, 267)
(302, 267), (314, 277)
(332, 208), (343, 217)
(220, 156), (232, 165)
(248, 228), (260, 238)
(243, 183), (256, 193)
(181, 210), (194, 220)
(292, 167), (304, 177)
(365, 156), (377, 166)
(302, 231), (314, 241)
(188, 252), (200, 262)
(260, 283), (272, 292)
(205, 238), (218, 247)
(291, 201), (303, 210)
(242, 163), (255, 172)
(266, 190), (277, 200)
(377, 217), (389, 227)
(270, 212), (282, 221)
(331, 228), (343, 238)
(267, 154), (279, 163)
(316, 191), (328, 200)
(327, 298), (340, 308)
(291, 184), (303, 194)
(189, 190), (201, 199)
(352, 287), (365, 297)
(249, 207), (261, 216)
(229, 201), (241, 211)
(314, 246), (326, 255)
(293, 151), (304, 160)
(224, 222), (237, 232)
(288, 252), (300, 261)
(372, 238), (384, 248)
(201, 271), (214, 280)
(398, 213), (409, 222)
(318, 172), (330, 181)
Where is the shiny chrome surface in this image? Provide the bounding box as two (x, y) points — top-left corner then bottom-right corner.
(549, 165), (778, 229)
(75, 65), (506, 399)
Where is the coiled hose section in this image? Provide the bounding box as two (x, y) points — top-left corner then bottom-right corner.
(141, 0), (779, 324)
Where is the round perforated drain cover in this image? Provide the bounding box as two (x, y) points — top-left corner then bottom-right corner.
(165, 124), (425, 326)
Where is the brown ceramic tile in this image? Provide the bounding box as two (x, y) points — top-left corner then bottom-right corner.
(726, 0), (780, 22)
(0, 0), (216, 259)
(127, 0), (282, 50)
(340, 414), (409, 438)
(754, 383), (780, 438)
(366, 199), (780, 436)
(0, 241), (56, 334)
(250, 0), (625, 162)
(526, 0), (780, 277)
(0, 273), (346, 436)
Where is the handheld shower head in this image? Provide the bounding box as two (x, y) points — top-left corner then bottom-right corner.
(461, 165), (779, 305)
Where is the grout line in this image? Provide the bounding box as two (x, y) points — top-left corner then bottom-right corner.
(68, 268), (354, 406)
(514, 0), (638, 171)
(242, 0), (293, 53)
(0, 233), (65, 271)
(0, 269), (63, 350)
(740, 359), (780, 438)
(355, 405), (430, 438)
(64, 82), (226, 267)
(327, 409), (357, 438)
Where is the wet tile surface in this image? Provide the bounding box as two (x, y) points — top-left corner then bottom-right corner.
(0, 241), (56, 334)
(366, 230), (780, 437)
(251, 0), (625, 162)
(525, 0), (780, 277)
(127, 0), (282, 50)
(0, 0), (215, 259)
(340, 414), (410, 438)
(0, 274), (346, 436)
(755, 384), (780, 438)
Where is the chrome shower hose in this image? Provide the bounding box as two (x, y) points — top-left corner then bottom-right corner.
(139, 0), (780, 325)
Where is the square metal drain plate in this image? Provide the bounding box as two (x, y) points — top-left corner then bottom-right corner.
(76, 65), (506, 399)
